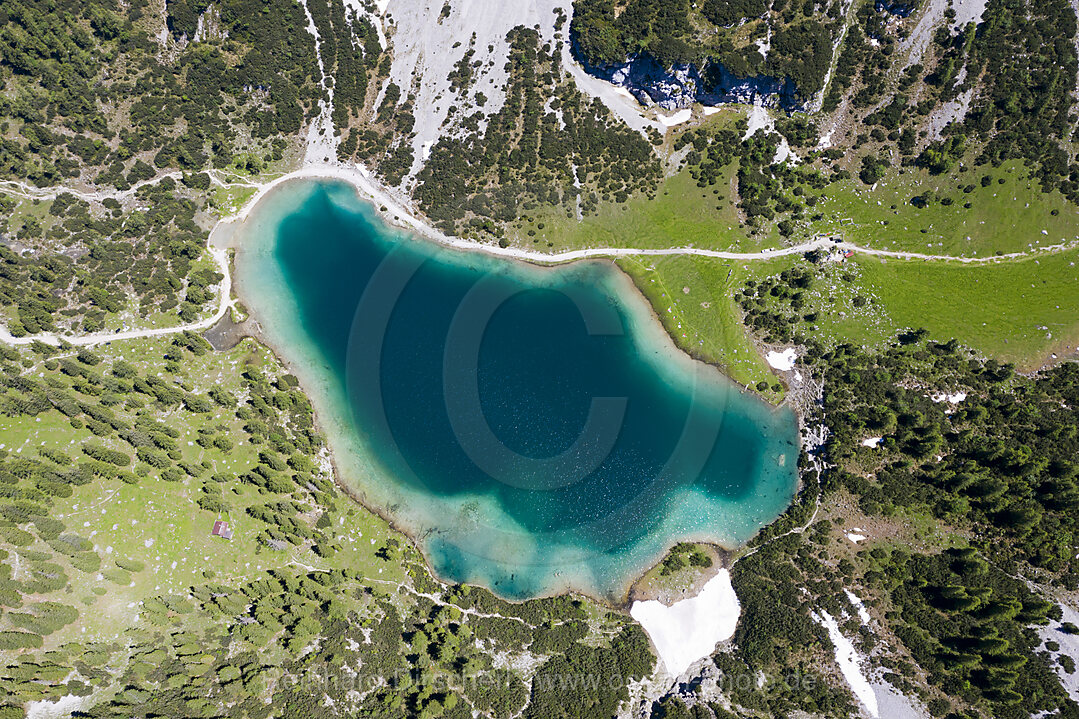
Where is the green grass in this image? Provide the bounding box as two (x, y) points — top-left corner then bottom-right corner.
(787, 256), (897, 349)
(617, 255), (790, 400)
(514, 138), (1078, 263)
(210, 184), (260, 217)
(510, 164), (781, 254)
(39, 464), (404, 644)
(3, 193), (54, 228)
(620, 241), (1079, 377)
(506, 106), (775, 254)
(1, 336), (411, 649)
(814, 160), (1079, 257)
(631, 542), (719, 600)
(207, 162), (293, 218)
(534, 146), (1079, 373)
(91, 249), (224, 334)
(847, 249), (1079, 367)
(0, 186), (224, 336)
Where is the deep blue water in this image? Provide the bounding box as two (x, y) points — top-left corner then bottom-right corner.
(237, 180), (800, 600)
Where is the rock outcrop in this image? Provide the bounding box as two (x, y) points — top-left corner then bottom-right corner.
(576, 49), (803, 112)
(875, 0), (916, 17)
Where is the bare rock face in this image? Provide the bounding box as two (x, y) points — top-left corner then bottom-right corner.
(580, 51), (802, 111)
(875, 0), (917, 17)
(608, 60), (701, 110)
(700, 62), (801, 110)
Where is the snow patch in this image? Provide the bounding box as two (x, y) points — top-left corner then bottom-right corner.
(743, 103), (774, 140)
(845, 589), (872, 625)
(813, 609), (879, 717)
(929, 391), (967, 404)
(755, 29), (771, 59)
(657, 109), (693, 127)
(630, 569), (740, 677)
(27, 695), (91, 719)
(846, 532), (867, 544)
(860, 437), (882, 448)
(766, 348), (798, 371)
(773, 137), (799, 166)
(1040, 602), (1079, 702)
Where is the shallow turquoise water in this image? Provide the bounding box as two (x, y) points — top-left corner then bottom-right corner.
(235, 179), (800, 600)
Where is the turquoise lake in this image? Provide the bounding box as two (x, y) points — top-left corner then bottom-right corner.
(234, 179), (800, 601)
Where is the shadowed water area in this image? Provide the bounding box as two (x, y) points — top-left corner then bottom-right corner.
(235, 179), (800, 601)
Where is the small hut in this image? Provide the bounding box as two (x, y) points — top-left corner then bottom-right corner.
(211, 520), (233, 540)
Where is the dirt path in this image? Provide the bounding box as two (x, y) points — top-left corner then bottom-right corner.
(1, 166), (1076, 349)
(0, 169), (256, 203)
(0, 246), (232, 347)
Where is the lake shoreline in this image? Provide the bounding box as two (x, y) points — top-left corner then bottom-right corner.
(219, 169), (795, 411)
(223, 174), (802, 608)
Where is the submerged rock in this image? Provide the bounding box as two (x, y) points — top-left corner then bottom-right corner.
(575, 48), (803, 112)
